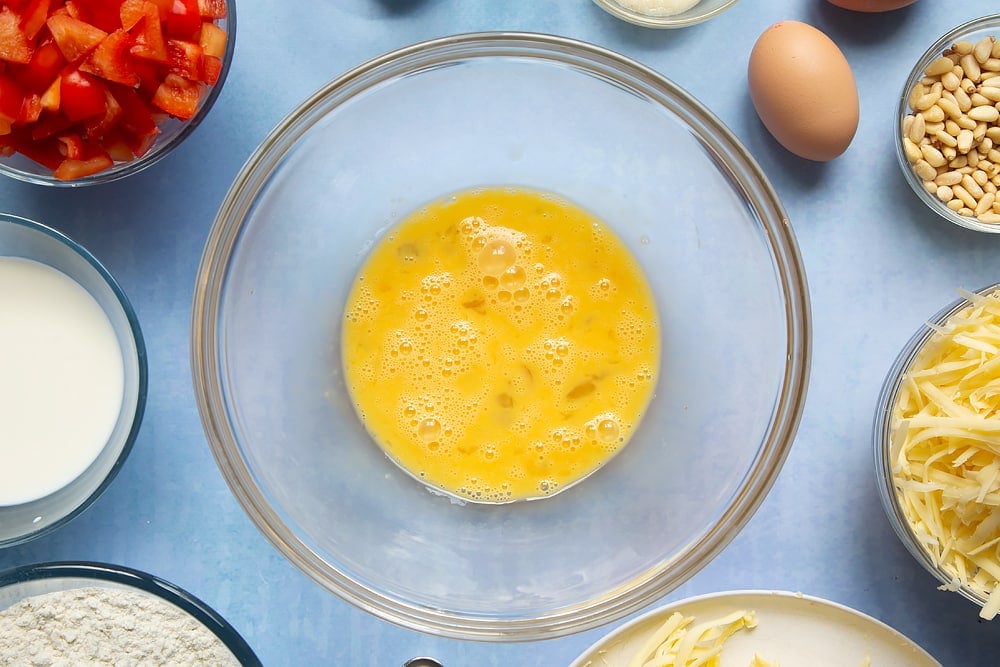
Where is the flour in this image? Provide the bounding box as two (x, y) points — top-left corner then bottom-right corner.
(615, 0), (703, 16)
(0, 586), (242, 666)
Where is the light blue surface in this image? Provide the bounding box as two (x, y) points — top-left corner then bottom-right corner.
(2, 0), (999, 664)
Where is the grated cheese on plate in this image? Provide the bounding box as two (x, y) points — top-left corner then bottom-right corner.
(891, 288), (1000, 619)
(625, 609), (758, 667)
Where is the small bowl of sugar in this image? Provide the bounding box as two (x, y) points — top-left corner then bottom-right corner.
(0, 561), (261, 665)
(591, 0), (740, 28)
(0, 212), (146, 548)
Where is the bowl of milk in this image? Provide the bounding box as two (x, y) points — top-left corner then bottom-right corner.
(0, 213), (146, 548)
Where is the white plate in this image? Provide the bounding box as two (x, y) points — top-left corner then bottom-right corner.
(570, 590), (940, 667)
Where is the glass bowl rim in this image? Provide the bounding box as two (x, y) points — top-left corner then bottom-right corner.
(873, 280), (1000, 610)
(894, 13), (1000, 234)
(590, 0), (740, 29)
(0, 560), (261, 665)
(0, 212), (148, 548)
(0, 0), (237, 188)
(191, 30), (812, 641)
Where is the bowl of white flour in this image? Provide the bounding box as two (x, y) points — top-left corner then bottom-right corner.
(591, 0), (740, 28)
(0, 562), (260, 666)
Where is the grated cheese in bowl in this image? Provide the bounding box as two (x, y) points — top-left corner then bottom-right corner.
(882, 285), (1000, 619)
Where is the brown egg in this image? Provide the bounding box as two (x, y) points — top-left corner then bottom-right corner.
(748, 21), (859, 162)
(825, 0), (918, 12)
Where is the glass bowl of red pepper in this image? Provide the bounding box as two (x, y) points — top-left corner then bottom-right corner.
(0, 0), (234, 186)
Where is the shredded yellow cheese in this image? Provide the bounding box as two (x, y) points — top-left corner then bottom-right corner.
(625, 609), (757, 667)
(891, 288), (1000, 619)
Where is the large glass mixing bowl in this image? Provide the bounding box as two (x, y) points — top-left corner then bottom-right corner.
(191, 32), (811, 640)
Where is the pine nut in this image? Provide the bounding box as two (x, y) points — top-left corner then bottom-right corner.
(916, 91), (942, 111)
(926, 56), (956, 76)
(978, 212), (1000, 223)
(921, 144), (948, 167)
(957, 129), (975, 153)
(935, 170), (963, 186)
(969, 105), (1000, 122)
(936, 185), (954, 202)
(989, 127), (1000, 142)
(961, 54), (982, 82)
(985, 59), (1000, 72)
(975, 191), (996, 215)
(957, 115), (978, 130)
(947, 198), (964, 211)
(954, 41), (975, 56)
(902, 137), (922, 162)
(914, 159), (938, 180)
(954, 88), (973, 112)
(950, 155), (969, 168)
(923, 105), (946, 123)
(974, 169), (990, 187)
(975, 37), (995, 64)
(981, 87), (1000, 102)
(954, 184), (978, 209)
(971, 92), (994, 107)
(908, 114), (924, 143)
(935, 130), (958, 147)
(942, 71), (961, 91)
(937, 97), (961, 118)
(963, 173), (985, 199)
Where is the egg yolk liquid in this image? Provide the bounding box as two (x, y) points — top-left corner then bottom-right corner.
(342, 187), (659, 502)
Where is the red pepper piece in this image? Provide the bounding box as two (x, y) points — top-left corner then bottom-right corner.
(16, 91), (43, 124)
(0, 6), (35, 64)
(80, 29), (139, 86)
(121, 0), (168, 62)
(196, 0), (226, 19)
(19, 0), (52, 41)
(150, 71), (199, 118)
(165, 37), (200, 79)
(0, 74), (25, 128)
(66, 0), (121, 33)
(53, 151), (113, 179)
(163, 0), (200, 39)
(13, 40), (67, 92)
(59, 68), (107, 121)
(47, 13), (106, 63)
(81, 84), (121, 137)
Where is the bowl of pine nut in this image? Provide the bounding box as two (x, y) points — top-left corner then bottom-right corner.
(897, 15), (1000, 233)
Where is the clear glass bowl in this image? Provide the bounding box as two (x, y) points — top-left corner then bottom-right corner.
(874, 282), (1000, 616)
(895, 14), (1000, 233)
(0, 561), (260, 665)
(0, 213), (146, 548)
(191, 32), (811, 640)
(591, 0), (739, 29)
(0, 0), (236, 187)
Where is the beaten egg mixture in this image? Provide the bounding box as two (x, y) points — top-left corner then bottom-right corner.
(342, 187), (659, 502)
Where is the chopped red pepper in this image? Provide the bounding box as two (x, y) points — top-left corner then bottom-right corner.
(47, 13), (107, 63)
(0, 0), (227, 179)
(19, 0), (52, 41)
(80, 29), (138, 85)
(59, 68), (108, 121)
(0, 6), (35, 64)
(53, 152), (113, 179)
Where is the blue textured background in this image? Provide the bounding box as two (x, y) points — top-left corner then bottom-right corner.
(3, 1), (1000, 664)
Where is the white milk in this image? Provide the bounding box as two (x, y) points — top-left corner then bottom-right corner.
(0, 256), (124, 506)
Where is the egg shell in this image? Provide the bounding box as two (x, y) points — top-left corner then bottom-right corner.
(748, 21), (859, 162)
(825, 0), (918, 12)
